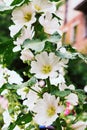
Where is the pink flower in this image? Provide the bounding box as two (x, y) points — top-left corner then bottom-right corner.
(64, 108), (70, 116)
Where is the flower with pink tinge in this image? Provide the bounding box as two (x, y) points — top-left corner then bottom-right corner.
(38, 80), (45, 87)
(0, 96), (8, 110)
(20, 49), (34, 62)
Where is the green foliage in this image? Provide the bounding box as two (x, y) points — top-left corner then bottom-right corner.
(8, 112), (32, 130)
(52, 89), (71, 97)
(67, 58), (87, 88)
(0, 12), (17, 67)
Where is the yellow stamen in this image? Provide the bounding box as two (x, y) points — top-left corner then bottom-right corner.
(35, 5), (41, 11)
(47, 106), (56, 117)
(24, 13), (32, 22)
(42, 65), (52, 74)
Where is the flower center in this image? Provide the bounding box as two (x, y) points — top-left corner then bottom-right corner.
(47, 106), (56, 117)
(42, 65), (52, 74)
(34, 5), (41, 11)
(24, 13), (32, 22)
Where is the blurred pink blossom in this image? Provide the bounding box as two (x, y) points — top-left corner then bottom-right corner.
(0, 96), (8, 110)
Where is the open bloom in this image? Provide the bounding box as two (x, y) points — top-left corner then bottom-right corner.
(31, 0), (56, 13)
(39, 12), (59, 34)
(30, 51), (68, 85)
(33, 93), (64, 126)
(11, 3), (36, 26)
(9, 3), (36, 37)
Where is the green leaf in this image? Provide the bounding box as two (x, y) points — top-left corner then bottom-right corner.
(23, 39), (45, 52)
(53, 118), (62, 130)
(46, 32), (61, 43)
(23, 32), (61, 52)
(75, 89), (86, 104)
(83, 103), (87, 112)
(52, 90), (71, 97)
(0, 77), (37, 93)
(11, 0), (24, 6)
(8, 112), (32, 130)
(16, 112), (32, 125)
(8, 123), (16, 130)
(55, 50), (78, 59)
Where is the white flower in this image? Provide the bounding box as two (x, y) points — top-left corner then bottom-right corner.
(65, 93), (78, 106)
(2, 110), (12, 129)
(23, 83), (41, 111)
(33, 92), (64, 126)
(11, 3), (36, 26)
(30, 51), (68, 85)
(0, 75), (6, 88)
(39, 12), (59, 34)
(59, 83), (75, 91)
(31, 0), (56, 13)
(84, 85), (87, 93)
(17, 87), (29, 100)
(72, 121), (87, 130)
(50, 74), (65, 86)
(9, 24), (23, 37)
(20, 49), (34, 62)
(8, 70), (23, 84)
(13, 26), (35, 51)
(4, 68), (23, 85)
(0, 65), (6, 88)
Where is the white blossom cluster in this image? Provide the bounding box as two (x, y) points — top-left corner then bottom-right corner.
(0, 0), (87, 130)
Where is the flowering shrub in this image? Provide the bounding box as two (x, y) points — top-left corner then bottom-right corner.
(0, 0), (87, 130)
